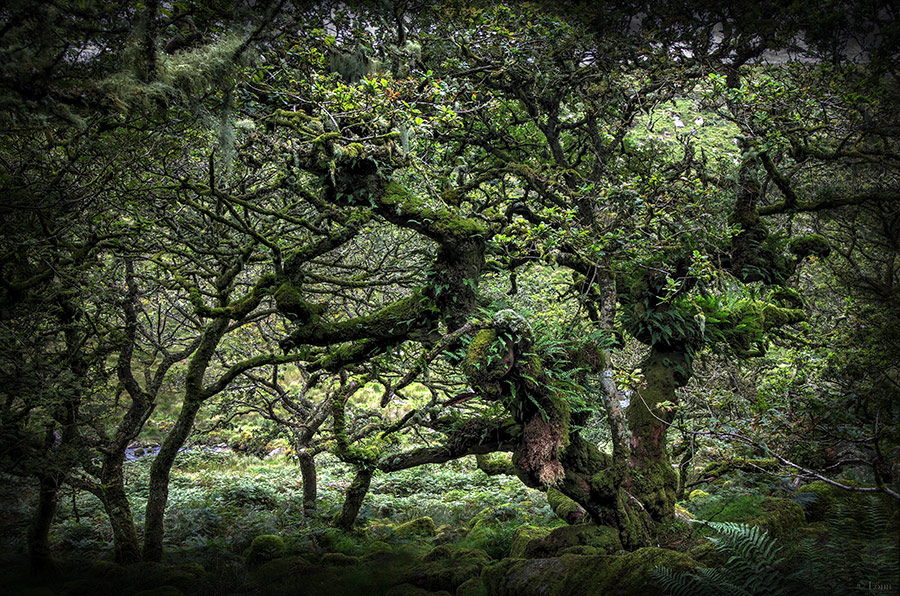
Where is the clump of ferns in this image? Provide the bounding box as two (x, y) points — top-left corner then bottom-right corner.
(652, 495), (899, 596)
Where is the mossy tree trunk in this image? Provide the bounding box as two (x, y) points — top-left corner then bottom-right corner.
(625, 348), (687, 523)
(334, 466), (374, 531)
(298, 450), (318, 516)
(98, 465), (142, 564)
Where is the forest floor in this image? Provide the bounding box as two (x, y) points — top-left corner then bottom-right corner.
(1, 444), (897, 596)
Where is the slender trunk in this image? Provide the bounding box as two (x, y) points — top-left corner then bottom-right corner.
(334, 467), (373, 531)
(298, 450), (317, 516)
(27, 473), (60, 576)
(143, 399), (201, 561)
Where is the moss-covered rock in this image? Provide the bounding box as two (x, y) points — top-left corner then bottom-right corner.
(245, 534), (286, 567)
(133, 587), (185, 596)
(509, 525), (553, 558)
(249, 555), (321, 586)
(322, 552), (361, 566)
(363, 540), (395, 561)
(519, 524), (622, 558)
(396, 517), (437, 538)
(385, 583), (451, 596)
(482, 548), (697, 596)
(746, 497), (805, 540)
(688, 489), (709, 501)
(456, 576), (488, 596)
(796, 480), (837, 522)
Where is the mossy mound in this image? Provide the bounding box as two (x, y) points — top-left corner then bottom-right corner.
(385, 583), (451, 596)
(516, 524), (622, 558)
(396, 517), (438, 538)
(403, 547), (492, 593)
(482, 548), (697, 596)
(245, 534), (287, 567)
(456, 576), (488, 596)
(133, 587), (185, 596)
(509, 525), (552, 558)
(322, 552), (361, 566)
(746, 497), (805, 540)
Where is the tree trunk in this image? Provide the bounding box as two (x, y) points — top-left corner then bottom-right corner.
(334, 467), (373, 531)
(625, 347), (686, 523)
(143, 399), (201, 561)
(298, 450), (317, 516)
(99, 461), (142, 564)
(27, 473), (60, 576)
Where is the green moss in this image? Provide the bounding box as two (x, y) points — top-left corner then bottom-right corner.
(245, 534), (286, 567)
(519, 524), (622, 558)
(482, 548), (697, 596)
(475, 453), (517, 476)
(322, 552), (361, 566)
(746, 497), (806, 540)
(133, 587), (184, 596)
(547, 487), (587, 524)
(509, 526), (553, 558)
(795, 480), (837, 522)
(456, 577), (488, 596)
(395, 517), (437, 538)
(788, 233), (830, 258)
(380, 182), (487, 240)
(689, 489), (709, 501)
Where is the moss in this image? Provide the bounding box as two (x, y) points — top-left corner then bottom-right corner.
(380, 182), (487, 240)
(385, 584), (447, 596)
(747, 497), (806, 540)
(322, 552), (361, 566)
(796, 480), (837, 522)
(547, 487), (587, 524)
(250, 555), (320, 585)
(482, 548), (697, 596)
(456, 576), (488, 596)
(133, 587), (184, 596)
(274, 282), (316, 323)
(475, 453), (517, 476)
(395, 517), (437, 538)
(509, 526), (553, 558)
(689, 489), (709, 501)
(520, 524), (622, 558)
(245, 534), (286, 567)
(788, 233), (830, 258)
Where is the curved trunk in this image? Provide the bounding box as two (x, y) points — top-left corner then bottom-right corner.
(334, 466), (373, 531)
(27, 473), (60, 575)
(143, 399), (202, 561)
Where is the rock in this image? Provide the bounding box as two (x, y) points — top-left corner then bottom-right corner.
(509, 526), (552, 558)
(482, 548), (697, 596)
(520, 524), (622, 558)
(245, 534), (286, 567)
(266, 447), (287, 458)
(396, 517), (437, 538)
(455, 577), (488, 596)
(322, 552), (360, 566)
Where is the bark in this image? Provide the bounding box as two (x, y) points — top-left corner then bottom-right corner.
(334, 466), (373, 531)
(27, 473), (60, 575)
(625, 347), (686, 522)
(298, 450), (317, 515)
(143, 398), (202, 561)
(99, 472), (142, 564)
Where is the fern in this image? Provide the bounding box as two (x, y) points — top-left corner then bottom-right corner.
(654, 496), (899, 596)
